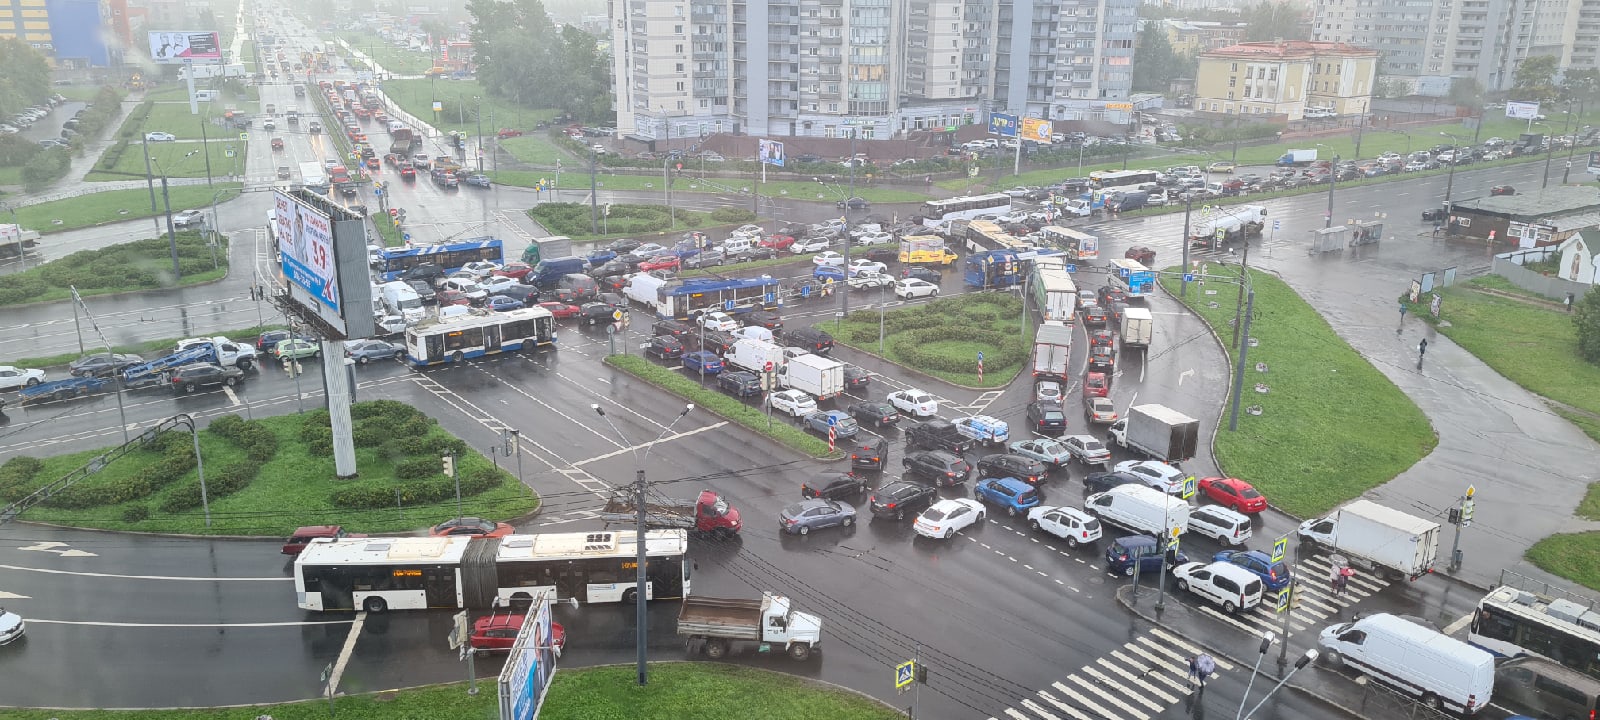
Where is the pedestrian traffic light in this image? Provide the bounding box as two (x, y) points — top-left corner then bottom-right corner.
(1448, 507), (1462, 525)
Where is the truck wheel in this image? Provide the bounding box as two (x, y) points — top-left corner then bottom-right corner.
(704, 639), (730, 660)
(622, 588), (638, 604)
(237, 358), (253, 371)
(787, 643), (811, 661)
(363, 597), (387, 613)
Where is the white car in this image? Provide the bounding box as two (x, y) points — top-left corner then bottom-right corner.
(1060, 435), (1111, 464)
(848, 273), (895, 290)
(263, 119), (276, 130)
(1114, 460), (1189, 495)
(854, 231), (893, 246)
(733, 224), (765, 237)
(172, 209), (205, 227)
(478, 275), (522, 295)
(1077, 289), (1099, 309)
(769, 389), (818, 417)
(145, 131), (176, 142)
(914, 498), (986, 539)
(628, 243), (666, 260)
(1034, 380), (1063, 403)
(439, 278), (488, 300)
(792, 237), (832, 253)
(1026, 506), (1102, 548)
(461, 260), (501, 278)
(894, 279), (939, 299)
(373, 315), (408, 336)
(0, 606), (23, 645)
(698, 311), (740, 332)
(1172, 561), (1264, 613)
(847, 259), (888, 277)
(888, 389), (939, 417)
(813, 251), (847, 268)
(0, 366), (46, 390)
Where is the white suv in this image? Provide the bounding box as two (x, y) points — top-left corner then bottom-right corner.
(1172, 561), (1264, 613)
(769, 389), (817, 417)
(1114, 460), (1188, 495)
(1187, 505), (1252, 547)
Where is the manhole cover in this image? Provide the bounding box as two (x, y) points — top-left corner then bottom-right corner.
(1247, 405), (1264, 415)
(1087, 575), (1106, 586)
(1255, 362), (1269, 372)
(1254, 383), (1270, 393)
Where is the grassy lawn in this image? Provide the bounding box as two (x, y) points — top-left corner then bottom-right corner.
(53, 85), (110, 102)
(1161, 266), (1436, 518)
(832, 292), (1030, 388)
(1528, 533), (1600, 594)
(139, 102), (237, 141)
(8, 322), (284, 369)
(381, 78), (560, 136)
(339, 32), (439, 76)
(606, 355), (834, 458)
(1, 664), (902, 720)
(88, 138), (247, 181)
(499, 134), (570, 165)
(0, 165), (22, 186)
(527, 202), (759, 243)
(14, 183), (241, 234)
(7, 401), (538, 536)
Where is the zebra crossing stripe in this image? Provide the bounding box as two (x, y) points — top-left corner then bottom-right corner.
(1019, 698), (1065, 720)
(1124, 640), (1189, 683)
(1050, 680), (1123, 720)
(1096, 656), (1179, 705)
(1111, 648), (1187, 693)
(1033, 689), (1096, 720)
(1148, 628), (1235, 670)
(1003, 709), (1032, 720)
(1194, 604), (1272, 635)
(1084, 663), (1166, 712)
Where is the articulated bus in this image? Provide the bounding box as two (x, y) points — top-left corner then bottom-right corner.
(919, 193), (1012, 227)
(1040, 226), (1099, 260)
(1471, 584), (1600, 679)
(294, 529), (691, 612)
(1088, 170), (1159, 191)
(404, 306), (556, 367)
(375, 237), (505, 281)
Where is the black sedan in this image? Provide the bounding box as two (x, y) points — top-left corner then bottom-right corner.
(868, 480), (939, 520)
(645, 335), (684, 360)
(580, 302), (620, 325)
(842, 364), (871, 390)
(744, 310), (783, 331)
(975, 453), (1048, 485)
(801, 471), (868, 500)
(905, 266), (942, 284)
(1088, 346), (1116, 372)
(836, 196), (871, 210)
(1083, 470), (1144, 494)
(1026, 400), (1068, 433)
(407, 280), (438, 304)
(69, 353), (144, 377)
(847, 400), (899, 427)
(1082, 306), (1108, 327)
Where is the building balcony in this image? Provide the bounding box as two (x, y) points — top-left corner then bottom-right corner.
(820, 72), (842, 81)
(821, 15), (843, 24)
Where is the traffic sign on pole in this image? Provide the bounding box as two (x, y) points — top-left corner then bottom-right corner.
(1271, 535), (1289, 564)
(1065, 263), (1077, 273)
(1183, 273), (1195, 282)
(1181, 475), (1197, 500)
(725, 299), (736, 311)
(896, 660), (916, 689)
(1276, 587), (1292, 613)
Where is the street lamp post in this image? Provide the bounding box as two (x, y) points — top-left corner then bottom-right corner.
(1441, 131), (1462, 209)
(1325, 154), (1339, 229)
(1235, 631), (1277, 720)
(150, 155), (187, 280)
(1240, 649), (1318, 720)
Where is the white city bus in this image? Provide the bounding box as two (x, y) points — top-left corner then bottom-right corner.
(404, 306), (556, 367)
(294, 529), (692, 612)
(1471, 584), (1600, 679)
(919, 193), (1012, 227)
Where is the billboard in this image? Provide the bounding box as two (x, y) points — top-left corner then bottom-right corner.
(498, 594), (558, 720)
(1506, 101), (1541, 120)
(1021, 117), (1053, 144)
(272, 190), (373, 339)
(148, 31), (222, 64)
(758, 139), (785, 167)
(988, 113), (1019, 138)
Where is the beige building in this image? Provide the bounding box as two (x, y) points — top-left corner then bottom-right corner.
(1160, 19), (1248, 55)
(1194, 41), (1376, 121)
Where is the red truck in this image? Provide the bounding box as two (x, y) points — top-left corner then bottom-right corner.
(599, 489), (742, 538)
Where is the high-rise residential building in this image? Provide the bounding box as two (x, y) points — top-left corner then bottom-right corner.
(1312, 0), (1590, 95)
(0, 0), (113, 66)
(612, 0), (1138, 142)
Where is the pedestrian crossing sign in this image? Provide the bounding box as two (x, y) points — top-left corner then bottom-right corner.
(1276, 587), (1291, 613)
(1271, 536), (1288, 564)
(1181, 475), (1196, 500)
(896, 660), (916, 689)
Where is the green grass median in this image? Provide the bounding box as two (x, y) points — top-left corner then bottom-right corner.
(14, 184), (242, 234)
(832, 292), (1029, 389)
(0, 230), (228, 307)
(1, 663), (903, 719)
(1161, 265), (1436, 517)
(605, 355), (834, 458)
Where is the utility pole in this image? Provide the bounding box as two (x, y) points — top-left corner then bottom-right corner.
(589, 149), (599, 235)
(199, 117), (213, 187)
(1448, 485), (1475, 571)
(158, 173), (181, 280)
(841, 123), (858, 324)
(475, 97), (484, 174)
(1324, 154), (1339, 229)
(143, 134), (160, 232)
(1231, 241), (1250, 349)
(632, 465), (648, 683)
(1180, 197), (1193, 298)
(1228, 290), (1256, 432)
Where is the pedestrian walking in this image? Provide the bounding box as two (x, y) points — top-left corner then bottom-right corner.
(1417, 337), (1429, 370)
(1566, 292), (1575, 312)
(1187, 654), (1215, 689)
(1329, 564), (1341, 594)
(1336, 566), (1355, 596)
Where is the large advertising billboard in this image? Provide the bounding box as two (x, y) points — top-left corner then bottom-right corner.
(498, 594), (557, 720)
(148, 31), (223, 64)
(987, 113), (1019, 138)
(1021, 117), (1053, 144)
(271, 190), (373, 339)
(1505, 101), (1541, 120)
(758, 139), (785, 167)
(275, 191), (340, 314)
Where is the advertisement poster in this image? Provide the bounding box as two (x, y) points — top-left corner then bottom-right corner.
(273, 191), (341, 313)
(1505, 101), (1541, 120)
(148, 31), (222, 63)
(758, 139), (785, 167)
(988, 113), (1018, 138)
(1021, 117), (1053, 143)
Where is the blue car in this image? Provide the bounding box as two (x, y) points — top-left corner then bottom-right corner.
(803, 410), (859, 440)
(682, 351), (724, 375)
(1105, 535), (1189, 577)
(973, 477), (1042, 516)
(587, 249), (618, 266)
(485, 295), (525, 312)
(780, 498), (857, 535)
(814, 265), (845, 282)
(1213, 549), (1293, 591)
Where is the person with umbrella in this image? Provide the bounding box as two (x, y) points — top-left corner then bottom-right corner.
(1187, 653), (1216, 689)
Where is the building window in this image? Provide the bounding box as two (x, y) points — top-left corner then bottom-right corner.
(1245, 67), (1253, 79)
(1230, 62), (1237, 72)
(677, 81), (685, 91)
(676, 63), (684, 72)
(1229, 77), (1236, 87)
(1269, 68), (1277, 81)
(675, 24), (683, 33)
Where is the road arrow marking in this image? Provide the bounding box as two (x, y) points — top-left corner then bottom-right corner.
(18, 541), (98, 558)
(1178, 369), (1194, 386)
(0, 591), (31, 599)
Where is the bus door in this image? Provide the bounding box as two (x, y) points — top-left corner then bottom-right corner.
(554, 563), (588, 603)
(424, 334), (443, 363)
(424, 567), (460, 608)
(482, 324), (502, 353)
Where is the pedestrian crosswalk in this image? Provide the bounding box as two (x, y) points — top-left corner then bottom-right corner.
(990, 627), (1235, 720)
(1195, 553), (1388, 639)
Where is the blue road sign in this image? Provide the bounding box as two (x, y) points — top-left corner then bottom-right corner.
(402, 233), (411, 241)
(1272, 219), (1282, 230)
(1119, 267), (1131, 277)
(1271, 535), (1289, 564)
(801, 285), (812, 298)
(374, 189), (383, 197)
(1183, 273), (1195, 282)
(896, 661), (916, 689)
(827, 414), (837, 427)
(724, 299), (735, 311)
(765, 291), (776, 303)
(1065, 264), (1077, 273)
(977, 351), (985, 362)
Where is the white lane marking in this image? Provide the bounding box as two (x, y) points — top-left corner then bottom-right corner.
(0, 564), (291, 581)
(328, 612), (366, 696)
(1086, 661), (1166, 711)
(467, 364), (624, 448)
(1148, 627), (1235, 670)
(1118, 644), (1188, 692)
(1097, 655), (1179, 705)
(1019, 698), (1064, 720)
(223, 386), (242, 406)
(17, 541), (98, 558)
(1066, 673), (1151, 720)
(1443, 612), (1474, 636)
(0, 590), (31, 599)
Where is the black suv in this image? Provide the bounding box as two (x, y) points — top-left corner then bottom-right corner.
(653, 318), (694, 338)
(644, 335), (684, 360)
(802, 472), (867, 500)
(1083, 470), (1144, 495)
(905, 419), (975, 454)
(902, 450), (971, 487)
(976, 453), (1048, 485)
(579, 302), (618, 326)
(847, 400), (899, 428)
(745, 310), (783, 332)
(1026, 401), (1067, 433)
(170, 363), (244, 394)
(868, 480), (939, 520)
(717, 370), (762, 397)
(849, 437), (889, 471)
(786, 327), (835, 355)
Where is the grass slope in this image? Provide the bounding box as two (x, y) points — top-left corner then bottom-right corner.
(1161, 266), (1436, 517)
(606, 355), (834, 457)
(15, 184), (242, 234)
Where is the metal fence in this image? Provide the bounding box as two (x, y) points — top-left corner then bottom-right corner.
(1492, 248), (1592, 302)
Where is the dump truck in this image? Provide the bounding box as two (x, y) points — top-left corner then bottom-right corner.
(1108, 403), (1199, 462)
(598, 489), (743, 538)
(0, 224), (41, 258)
(677, 593), (823, 661)
(1031, 322), (1074, 380)
(1297, 499), (1441, 581)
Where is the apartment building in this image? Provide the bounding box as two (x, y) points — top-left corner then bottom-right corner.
(0, 0), (112, 66)
(1160, 19), (1248, 55)
(1194, 40), (1377, 120)
(612, 0), (1137, 141)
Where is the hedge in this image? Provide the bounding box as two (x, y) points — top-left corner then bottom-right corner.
(529, 202), (709, 238)
(0, 456), (45, 502)
(329, 464), (505, 509)
(46, 433), (196, 509)
(158, 460), (256, 512)
(207, 413), (279, 463)
(0, 231), (223, 305)
(887, 326), (1025, 374)
(21, 147), (70, 191)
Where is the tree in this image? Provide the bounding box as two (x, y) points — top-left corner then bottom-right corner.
(1560, 68), (1600, 105)
(1447, 77), (1485, 109)
(1132, 21), (1184, 93)
(1574, 289), (1600, 363)
(1374, 77), (1407, 99)
(0, 39), (50, 121)
(1512, 55), (1560, 102)
(1240, 2), (1307, 42)
(467, 0), (612, 121)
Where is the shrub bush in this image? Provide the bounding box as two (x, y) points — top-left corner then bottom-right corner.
(307, 434), (333, 457)
(122, 505), (150, 523)
(0, 135), (41, 167)
(0, 231), (226, 305)
(47, 450), (195, 509)
(528, 202), (707, 238)
(351, 423), (389, 448)
(709, 207), (757, 224)
(159, 461), (256, 512)
(393, 456), (440, 480)
(0, 456), (45, 501)
(21, 148), (70, 191)
(208, 414), (279, 463)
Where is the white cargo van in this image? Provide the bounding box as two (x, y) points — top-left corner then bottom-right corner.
(380, 281), (425, 323)
(1084, 484), (1189, 537)
(725, 338), (786, 374)
(1318, 613), (1494, 715)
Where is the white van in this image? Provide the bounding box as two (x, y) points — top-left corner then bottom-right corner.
(1084, 484), (1190, 537)
(1318, 613), (1494, 715)
(721, 235), (758, 255)
(725, 338), (786, 374)
(380, 281), (426, 323)
(1172, 561), (1264, 613)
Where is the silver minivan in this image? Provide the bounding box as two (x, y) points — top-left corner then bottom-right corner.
(1495, 656), (1600, 720)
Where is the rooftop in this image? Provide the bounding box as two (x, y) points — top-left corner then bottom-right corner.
(1202, 41), (1379, 60)
(1451, 186), (1600, 218)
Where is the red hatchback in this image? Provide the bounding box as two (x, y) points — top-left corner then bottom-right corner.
(1083, 371), (1109, 398)
(470, 611), (567, 655)
(1198, 477), (1268, 513)
(494, 262), (536, 281)
(760, 234), (796, 251)
(538, 301), (581, 319)
(281, 525), (366, 555)
(429, 516), (514, 538)
(638, 255), (681, 272)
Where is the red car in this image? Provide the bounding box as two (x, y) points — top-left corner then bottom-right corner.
(494, 262), (536, 281)
(429, 516), (514, 538)
(1198, 477), (1268, 513)
(271, 137), (284, 150)
(760, 234), (796, 251)
(496, 128), (524, 139)
(1083, 371), (1109, 398)
(538, 301), (582, 319)
(638, 254), (681, 272)
(398, 162), (416, 179)
(281, 525), (366, 555)
(436, 289), (475, 306)
(470, 611), (566, 654)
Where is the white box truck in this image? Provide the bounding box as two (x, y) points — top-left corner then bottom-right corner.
(775, 353), (845, 400)
(1297, 499), (1441, 580)
(1120, 307), (1153, 349)
(677, 593), (823, 661)
(726, 338), (786, 374)
(1109, 403), (1199, 462)
(1032, 322), (1073, 380)
(379, 281), (425, 324)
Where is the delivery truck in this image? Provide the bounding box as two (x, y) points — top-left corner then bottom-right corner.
(1120, 307), (1153, 349)
(726, 338), (787, 374)
(1276, 148), (1318, 166)
(1108, 403), (1199, 462)
(677, 593), (823, 661)
(776, 353), (845, 400)
(598, 489), (743, 538)
(1297, 499), (1441, 580)
(0, 224), (41, 258)
(1032, 322), (1073, 380)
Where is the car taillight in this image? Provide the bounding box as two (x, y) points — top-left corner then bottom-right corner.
(785, 517), (796, 525)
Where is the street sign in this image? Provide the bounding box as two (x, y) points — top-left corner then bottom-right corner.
(612, 309), (624, 322)
(238, 133), (248, 141)
(724, 299), (735, 311)
(827, 414), (837, 427)
(1119, 267), (1131, 278)
(896, 660), (916, 689)
(402, 232), (411, 241)
(801, 285), (812, 298)
(1273, 220), (1281, 230)
(374, 188), (383, 197)
(224, 148), (235, 158)
(1271, 535), (1288, 564)
(1183, 273), (1195, 282)
(1181, 475), (1197, 500)
(977, 351), (985, 362)
(1276, 587), (1292, 613)
(764, 361), (774, 373)
(1065, 264), (1077, 273)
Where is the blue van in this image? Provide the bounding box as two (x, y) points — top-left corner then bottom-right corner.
(531, 256), (587, 288)
(1105, 535), (1188, 577)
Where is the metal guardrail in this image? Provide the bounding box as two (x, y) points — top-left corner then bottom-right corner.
(0, 415), (186, 526)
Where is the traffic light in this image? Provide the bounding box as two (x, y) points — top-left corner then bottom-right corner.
(442, 455), (455, 478)
(1448, 507), (1462, 525)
